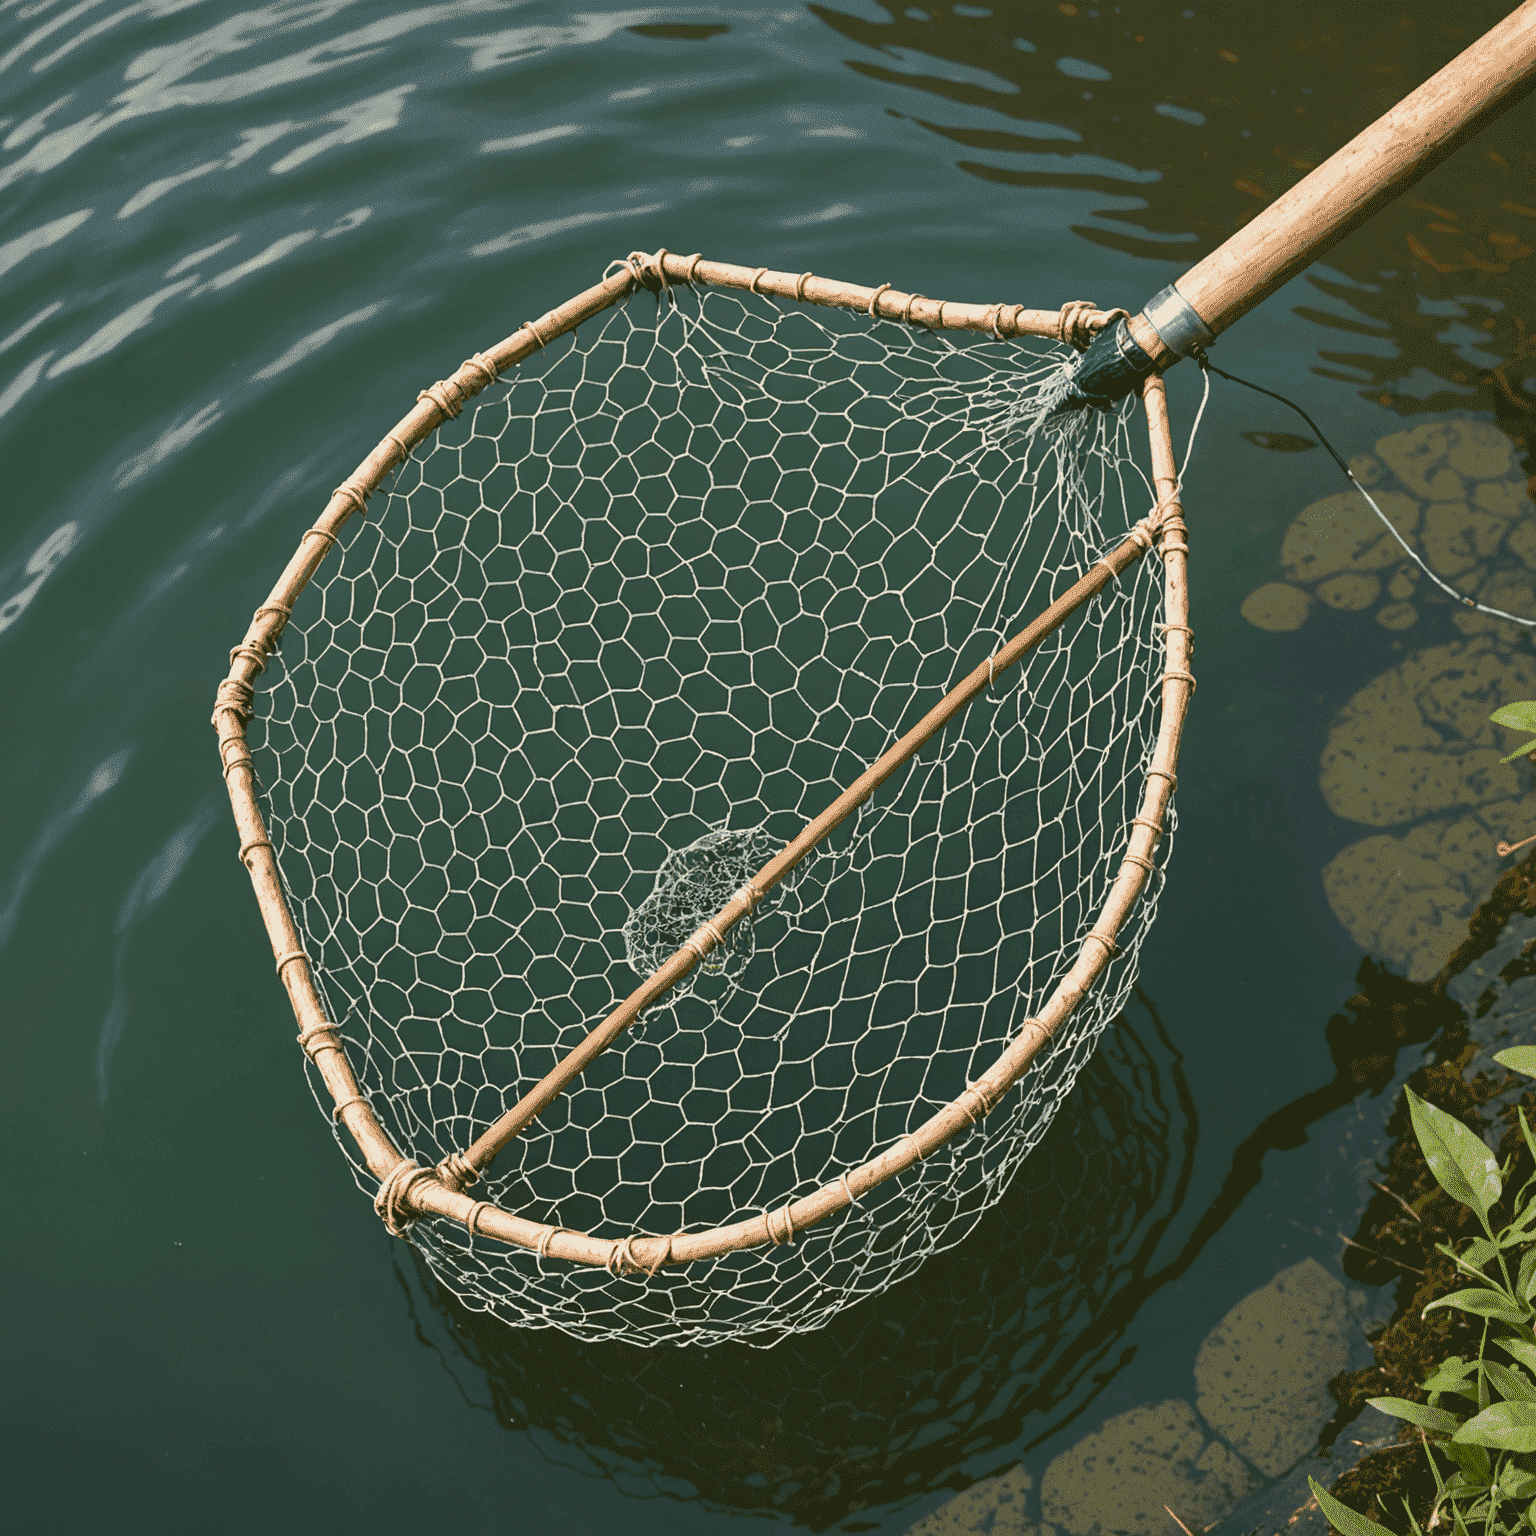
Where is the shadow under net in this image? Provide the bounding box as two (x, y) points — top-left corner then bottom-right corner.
(398, 1003), (1195, 1529)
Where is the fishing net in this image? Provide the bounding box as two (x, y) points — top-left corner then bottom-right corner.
(216, 252), (1193, 1347)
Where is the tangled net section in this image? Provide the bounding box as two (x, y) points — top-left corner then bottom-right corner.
(255, 281), (1172, 1345)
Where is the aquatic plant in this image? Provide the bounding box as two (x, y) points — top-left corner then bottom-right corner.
(1313, 1059), (1536, 1535)
(1490, 701), (1536, 764)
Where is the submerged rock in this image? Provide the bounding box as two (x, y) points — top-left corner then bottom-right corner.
(1279, 489), (1419, 586)
(905, 1466), (1040, 1536)
(1039, 1400), (1259, 1536)
(1322, 809), (1517, 982)
(1318, 640), (1532, 828)
(1192, 1258), (1353, 1476)
(1239, 581), (1311, 632)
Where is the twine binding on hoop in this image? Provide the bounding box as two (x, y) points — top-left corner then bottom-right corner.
(212, 248), (1195, 1344)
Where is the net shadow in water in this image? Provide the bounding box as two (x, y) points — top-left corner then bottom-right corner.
(395, 1000), (1196, 1530)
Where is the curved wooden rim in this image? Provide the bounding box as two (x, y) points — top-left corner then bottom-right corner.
(212, 250), (1192, 1274)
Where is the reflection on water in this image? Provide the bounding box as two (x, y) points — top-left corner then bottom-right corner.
(401, 1005), (1196, 1529)
(814, 1), (1536, 423)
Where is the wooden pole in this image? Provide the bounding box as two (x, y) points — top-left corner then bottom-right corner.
(1128, 0), (1536, 364)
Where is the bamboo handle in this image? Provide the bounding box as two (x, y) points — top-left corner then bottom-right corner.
(1137, 0), (1536, 360)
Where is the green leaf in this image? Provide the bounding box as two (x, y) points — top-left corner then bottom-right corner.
(1455, 1400), (1536, 1452)
(1521, 1108), (1536, 1169)
(1368, 1396), (1462, 1432)
(1492, 702), (1536, 732)
(1498, 738), (1536, 764)
(1308, 1478), (1395, 1536)
(1523, 1249), (1536, 1307)
(1496, 1047), (1536, 1079)
(1441, 1438), (1492, 1484)
(1424, 1289), (1528, 1326)
(1423, 1357), (1479, 1401)
(1484, 1360), (1536, 1404)
(1407, 1089), (1502, 1222)
(1458, 1237), (1502, 1273)
(1499, 1463), (1536, 1499)
(1498, 1337), (1536, 1374)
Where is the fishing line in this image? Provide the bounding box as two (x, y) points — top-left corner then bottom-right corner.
(1197, 355), (1536, 631)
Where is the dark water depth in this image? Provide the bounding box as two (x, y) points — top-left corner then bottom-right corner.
(3, 2), (1534, 1531)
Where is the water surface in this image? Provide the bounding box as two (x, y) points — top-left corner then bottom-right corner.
(3, 1), (1534, 1529)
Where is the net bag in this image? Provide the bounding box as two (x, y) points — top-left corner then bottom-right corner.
(213, 250), (1194, 1347)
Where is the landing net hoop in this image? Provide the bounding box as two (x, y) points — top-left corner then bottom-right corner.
(213, 249), (1193, 1343)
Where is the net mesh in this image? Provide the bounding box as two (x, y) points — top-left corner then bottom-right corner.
(254, 281), (1172, 1346)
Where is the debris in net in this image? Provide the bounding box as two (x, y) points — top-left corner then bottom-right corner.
(622, 822), (785, 992)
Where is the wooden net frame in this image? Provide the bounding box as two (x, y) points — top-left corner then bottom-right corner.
(213, 249), (1193, 1274)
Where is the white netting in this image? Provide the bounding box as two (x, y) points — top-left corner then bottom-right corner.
(254, 280), (1173, 1346)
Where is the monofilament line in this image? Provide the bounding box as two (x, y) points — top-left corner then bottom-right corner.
(1203, 359), (1536, 630)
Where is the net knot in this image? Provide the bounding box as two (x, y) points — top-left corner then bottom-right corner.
(957, 1081), (998, 1127)
(901, 291), (926, 325)
(374, 1160), (432, 1236)
(465, 1200), (494, 1246)
(643, 1235), (674, 1277)
(519, 317), (549, 350)
(461, 351), (499, 389)
(331, 1093), (368, 1122)
(607, 1235), (643, 1276)
(435, 1150), (480, 1192)
(1145, 767), (1179, 790)
(228, 641), (268, 675)
(331, 481), (370, 518)
(384, 430), (413, 465)
(750, 266), (770, 294)
(604, 254), (648, 288)
(1082, 928), (1121, 961)
(733, 879), (766, 913)
(1162, 667), (1197, 692)
(418, 379), (466, 420)
(1125, 519), (1158, 555)
(220, 738), (253, 781)
(535, 1225), (564, 1263)
(1130, 813), (1166, 840)
(796, 270), (814, 301)
(211, 677), (254, 727)
(867, 282), (892, 319)
(1057, 300), (1126, 351)
(296, 1021), (346, 1063)
(767, 1202), (798, 1246)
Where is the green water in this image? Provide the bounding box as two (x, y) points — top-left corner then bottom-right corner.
(2, 1), (1532, 1529)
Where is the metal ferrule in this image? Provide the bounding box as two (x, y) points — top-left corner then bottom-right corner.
(1141, 284), (1215, 358)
